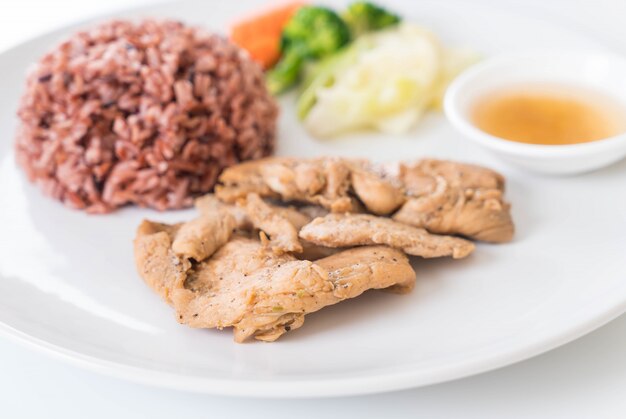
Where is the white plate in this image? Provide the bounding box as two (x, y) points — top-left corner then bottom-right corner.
(1, 0), (625, 398)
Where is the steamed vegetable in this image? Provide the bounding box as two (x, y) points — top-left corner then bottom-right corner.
(229, 2), (306, 69)
(297, 41), (365, 119)
(343, 1), (400, 36)
(267, 6), (350, 94)
(266, 49), (304, 95)
(299, 23), (477, 137)
(281, 6), (351, 59)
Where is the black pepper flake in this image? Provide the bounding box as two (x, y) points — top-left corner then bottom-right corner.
(284, 325), (291, 332)
(193, 313), (198, 317)
(38, 74), (52, 82)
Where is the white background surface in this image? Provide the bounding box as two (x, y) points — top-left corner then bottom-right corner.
(1, 0), (625, 417)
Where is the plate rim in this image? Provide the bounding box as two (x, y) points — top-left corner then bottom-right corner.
(1, 298), (625, 398)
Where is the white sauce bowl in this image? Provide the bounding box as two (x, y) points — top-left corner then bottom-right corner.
(444, 50), (626, 175)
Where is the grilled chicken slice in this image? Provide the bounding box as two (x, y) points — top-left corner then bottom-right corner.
(216, 157), (360, 213)
(315, 246), (416, 295)
(216, 157), (514, 242)
(393, 159), (514, 243)
(214, 159), (279, 203)
(134, 220), (190, 305)
(195, 193), (333, 258)
(134, 199), (237, 304)
(239, 193), (304, 254)
(135, 221), (415, 342)
(216, 157), (404, 215)
(251, 200), (312, 231)
(195, 194), (251, 231)
(300, 213), (474, 259)
(171, 237), (312, 342)
(172, 212), (236, 261)
(350, 164), (406, 215)
(134, 157), (514, 343)
(176, 240), (415, 342)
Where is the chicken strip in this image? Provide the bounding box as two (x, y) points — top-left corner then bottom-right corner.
(392, 159), (514, 243)
(214, 159), (279, 203)
(315, 245), (416, 295)
(300, 213), (475, 259)
(134, 220), (190, 304)
(216, 157), (514, 242)
(239, 193), (304, 254)
(135, 195), (238, 301)
(171, 237), (312, 342)
(196, 193), (332, 257)
(135, 222), (415, 342)
(350, 164), (406, 215)
(217, 157), (405, 215)
(176, 241), (414, 342)
(216, 157), (360, 213)
(172, 212), (236, 261)
(262, 203), (312, 231)
(195, 194), (251, 231)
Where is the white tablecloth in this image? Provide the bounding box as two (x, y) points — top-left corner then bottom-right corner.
(1, 1), (625, 417)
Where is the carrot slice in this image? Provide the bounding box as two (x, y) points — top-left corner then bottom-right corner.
(229, 1), (306, 69)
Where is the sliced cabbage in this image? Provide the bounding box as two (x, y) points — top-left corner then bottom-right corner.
(298, 23), (478, 138)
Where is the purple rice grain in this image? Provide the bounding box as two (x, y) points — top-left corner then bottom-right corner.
(15, 19), (278, 213)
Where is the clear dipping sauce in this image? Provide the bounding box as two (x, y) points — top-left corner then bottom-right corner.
(471, 85), (626, 145)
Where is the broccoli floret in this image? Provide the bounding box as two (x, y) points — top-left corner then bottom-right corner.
(343, 1), (401, 36)
(281, 6), (351, 59)
(267, 6), (351, 94)
(266, 49), (303, 95)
